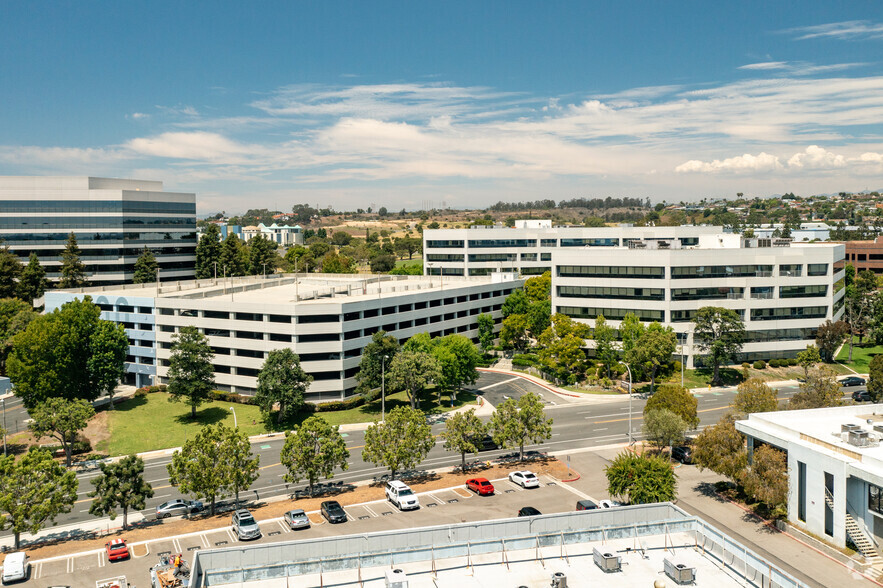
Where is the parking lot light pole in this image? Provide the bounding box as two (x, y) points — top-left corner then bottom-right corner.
(381, 355), (389, 423)
(229, 406), (237, 428)
(624, 364), (634, 445)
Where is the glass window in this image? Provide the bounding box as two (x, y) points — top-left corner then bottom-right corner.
(780, 285), (827, 298)
(521, 266), (551, 275)
(779, 264), (802, 277)
(540, 253), (551, 261)
(750, 306), (827, 321)
(468, 253), (517, 262)
(808, 263), (829, 276)
(560, 238), (619, 247)
(234, 312), (263, 321)
(870, 484), (883, 516)
(558, 285), (665, 301)
(557, 305), (663, 322)
(671, 287), (743, 301)
(750, 286), (774, 299)
(297, 314), (340, 323)
(540, 239), (557, 247)
(426, 253), (464, 262)
(520, 253), (538, 261)
(468, 239), (535, 248)
(671, 265), (773, 279)
(426, 240), (464, 248)
(557, 265), (665, 279)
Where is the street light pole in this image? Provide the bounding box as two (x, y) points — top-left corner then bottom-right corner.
(213, 261), (218, 284)
(229, 406), (237, 428)
(2, 397), (6, 456)
(381, 355), (389, 423)
(624, 363), (634, 445)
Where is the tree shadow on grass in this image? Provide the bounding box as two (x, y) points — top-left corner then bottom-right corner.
(696, 367), (744, 387)
(101, 394), (148, 413)
(173, 406), (231, 426)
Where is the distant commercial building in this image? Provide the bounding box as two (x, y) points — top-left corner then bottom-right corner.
(737, 404), (883, 563)
(241, 223), (303, 246)
(552, 234), (845, 366)
(0, 176), (196, 285)
(422, 222), (723, 277)
(45, 273), (520, 398)
(844, 237), (883, 274)
(754, 223), (834, 242)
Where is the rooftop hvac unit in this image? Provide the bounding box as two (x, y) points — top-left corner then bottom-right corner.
(593, 547), (622, 573)
(385, 568), (408, 588)
(550, 571), (567, 587)
(664, 559), (696, 585)
(873, 425), (883, 435)
(849, 430), (872, 447)
(842, 423), (861, 433)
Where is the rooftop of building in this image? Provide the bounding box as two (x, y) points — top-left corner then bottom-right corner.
(51, 272), (522, 307)
(607, 234), (841, 251)
(737, 404), (883, 481)
(0, 176), (166, 191)
(192, 505), (804, 588)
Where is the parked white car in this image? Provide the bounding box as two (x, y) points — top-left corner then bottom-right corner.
(508, 470), (540, 489)
(1, 552), (29, 584)
(386, 480), (420, 510)
(599, 500), (622, 509)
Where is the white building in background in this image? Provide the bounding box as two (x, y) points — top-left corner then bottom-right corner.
(0, 176), (197, 285)
(45, 273), (520, 398)
(552, 234), (844, 366)
(737, 405), (883, 564)
(422, 222), (723, 277)
(241, 223), (303, 246)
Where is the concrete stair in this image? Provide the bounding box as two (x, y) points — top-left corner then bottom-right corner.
(824, 489), (883, 566)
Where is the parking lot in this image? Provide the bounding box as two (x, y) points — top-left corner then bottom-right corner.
(15, 473), (593, 587)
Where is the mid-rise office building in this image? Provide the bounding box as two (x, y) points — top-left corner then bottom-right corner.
(422, 221), (723, 277)
(45, 272), (520, 398)
(553, 234), (845, 366)
(0, 176), (197, 285)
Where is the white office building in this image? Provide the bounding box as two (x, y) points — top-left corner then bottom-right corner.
(45, 273), (520, 398)
(241, 223), (303, 246)
(552, 234), (845, 366)
(0, 176), (197, 285)
(737, 405), (883, 564)
(422, 221), (723, 277)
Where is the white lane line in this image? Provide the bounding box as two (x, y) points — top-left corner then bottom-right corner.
(595, 428), (608, 432)
(173, 538), (182, 552)
(428, 493), (444, 505)
(363, 504), (379, 517)
(478, 377), (520, 391)
(201, 533), (209, 547)
(277, 520), (290, 533)
(226, 528), (237, 543)
(583, 412), (630, 419)
(544, 474), (595, 501)
(97, 551), (104, 568)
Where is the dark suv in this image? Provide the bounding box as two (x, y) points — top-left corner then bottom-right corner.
(853, 389), (872, 402)
(671, 446), (693, 464)
(321, 500), (347, 524)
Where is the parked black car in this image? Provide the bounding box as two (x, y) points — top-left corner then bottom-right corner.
(576, 499), (598, 511)
(321, 500), (348, 524)
(518, 506), (542, 517)
(840, 376), (866, 387)
(476, 434), (500, 451)
(671, 446), (693, 464)
(853, 389), (872, 402)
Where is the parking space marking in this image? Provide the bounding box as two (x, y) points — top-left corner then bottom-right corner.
(504, 480), (524, 492)
(67, 556), (73, 574)
(200, 533), (209, 548)
(363, 504), (379, 517)
(545, 475), (594, 501)
(226, 528), (237, 543)
(277, 520), (290, 533)
(97, 551), (104, 567)
(34, 562), (41, 578)
(427, 493), (445, 505)
(174, 538), (183, 552)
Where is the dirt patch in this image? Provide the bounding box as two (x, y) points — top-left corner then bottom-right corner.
(83, 410), (111, 453)
(22, 457), (572, 560)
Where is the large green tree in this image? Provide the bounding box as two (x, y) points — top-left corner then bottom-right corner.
(593, 315), (618, 378)
(433, 334), (481, 402)
(789, 366), (843, 409)
(869, 354), (883, 402)
(195, 224), (223, 279)
(489, 392), (553, 461)
(219, 234), (248, 277)
(643, 409), (688, 450)
(619, 313), (645, 358)
(0, 447), (78, 549)
(17, 252), (48, 303)
(362, 406), (434, 479)
(0, 298), (36, 375)
(355, 331), (400, 399)
(796, 345), (821, 380)
(643, 384), (699, 428)
(845, 269), (878, 360)
(476, 313), (495, 351)
(59, 232), (87, 289)
(167, 326), (215, 418)
(740, 445), (788, 514)
(692, 415), (747, 484)
(280, 416), (350, 496)
(693, 306), (745, 385)
(248, 235), (278, 276)
(815, 320), (848, 362)
(733, 378), (778, 415)
(132, 247), (158, 284)
(524, 271), (551, 302)
(0, 247), (21, 299)
(28, 397), (95, 468)
(500, 313), (530, 350)
(501, 289), (529, 318)
(88, 455), (154, 530)
(255, 348), (313, 424)
(605, 451), (677, 504)
(167, 423), (258, 514)
(440, 408), (486, 471)
(388, 349), (442, 409)
(8, 297), (104, 407)
(626, 322), (676, 393)
(88, 320), (129, 409)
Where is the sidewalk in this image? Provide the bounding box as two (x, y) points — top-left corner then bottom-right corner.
(557, 446), (881, 588)
(478, 366), (627, 405)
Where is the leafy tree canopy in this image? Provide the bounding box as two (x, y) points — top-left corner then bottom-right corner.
(362, 406), (434, 479)
(167, 326), (215, 418)
(88, 455), (153, 530)
(280, 416), (349, 495)
(605, 452), (677, 504)
(255, 348), (313, 424)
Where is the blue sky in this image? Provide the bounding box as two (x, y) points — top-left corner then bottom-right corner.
(2, 1), (883, 213)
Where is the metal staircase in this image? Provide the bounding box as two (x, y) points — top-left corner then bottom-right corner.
(825, 488), (883, 566)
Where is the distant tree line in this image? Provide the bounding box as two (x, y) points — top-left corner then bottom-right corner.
(488, 196), (649, 212)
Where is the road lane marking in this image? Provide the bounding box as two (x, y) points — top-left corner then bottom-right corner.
(478, 377), (520, 391)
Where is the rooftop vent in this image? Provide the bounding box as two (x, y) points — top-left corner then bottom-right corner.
(550, 572), (567, 588)
(664, 559), (696, 585)
(385, 568), (408, 588)
(849, 429), (873, 447)
(842, 423), (861, 433)
(593, 547), (622, 573)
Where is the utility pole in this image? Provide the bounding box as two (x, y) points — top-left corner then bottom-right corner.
(624, 364), (634, 445)
(382, 355), (389, 423)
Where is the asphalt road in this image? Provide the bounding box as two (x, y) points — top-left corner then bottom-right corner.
(2, 373), (865, 540)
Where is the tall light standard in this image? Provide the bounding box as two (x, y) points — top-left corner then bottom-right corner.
(212, 261), (218, 284)
(426, 263), (434, 287)
(623, 363), (634, 445)
(229, 406), (238, 428)
(2, 397), (6, 456)
(262, 262), (267, 279)
(381, 355), (389, 422)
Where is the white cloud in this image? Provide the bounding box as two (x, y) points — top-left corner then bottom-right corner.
(737, 61), (866, 76)
(786, 20), (883, 41)
(739, 62), (789, 70)
(859, 152), (883, 163)
(125, 132), (264, 163)
(788, 145), (846, 169)
(129, 112), (149, 120)
(676, 152), (783, 174)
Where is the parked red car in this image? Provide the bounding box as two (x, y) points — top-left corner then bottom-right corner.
(466, 477), (495, 495)
(105, 538), (129, 561)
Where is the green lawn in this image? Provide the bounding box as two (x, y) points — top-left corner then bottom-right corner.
(106, 388), (475, 456)
(836, 340), (883, 373)
(395, 256), (422, 268)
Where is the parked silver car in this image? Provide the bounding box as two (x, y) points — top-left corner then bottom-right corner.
(283, 509), (311, 530)
(155, 499), (203, 519)
(232, 509), (262, 540)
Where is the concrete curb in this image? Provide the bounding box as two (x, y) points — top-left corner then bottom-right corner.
(477, 367), (625, 404)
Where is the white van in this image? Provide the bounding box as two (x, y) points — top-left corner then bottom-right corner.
(1, 552), (28, 584)
(385, 480), (420, 510)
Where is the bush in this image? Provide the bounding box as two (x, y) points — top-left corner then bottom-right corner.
(208, 390), (254, 405)
(742, 362), (751, 369)
(787, 358), (798, 366)
(135, 384), (167, 397)
(753, 360), (766, 370)
(314, 396), (365, 412)
(672, 360), (682, 374)
(769, 359), (780, 368)
(512, 358), (534, 367)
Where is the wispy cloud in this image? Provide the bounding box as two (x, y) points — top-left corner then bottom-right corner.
(738, 62), (789, 70)
(738, 61), (867, 76)
(786, 20), (883, 41)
